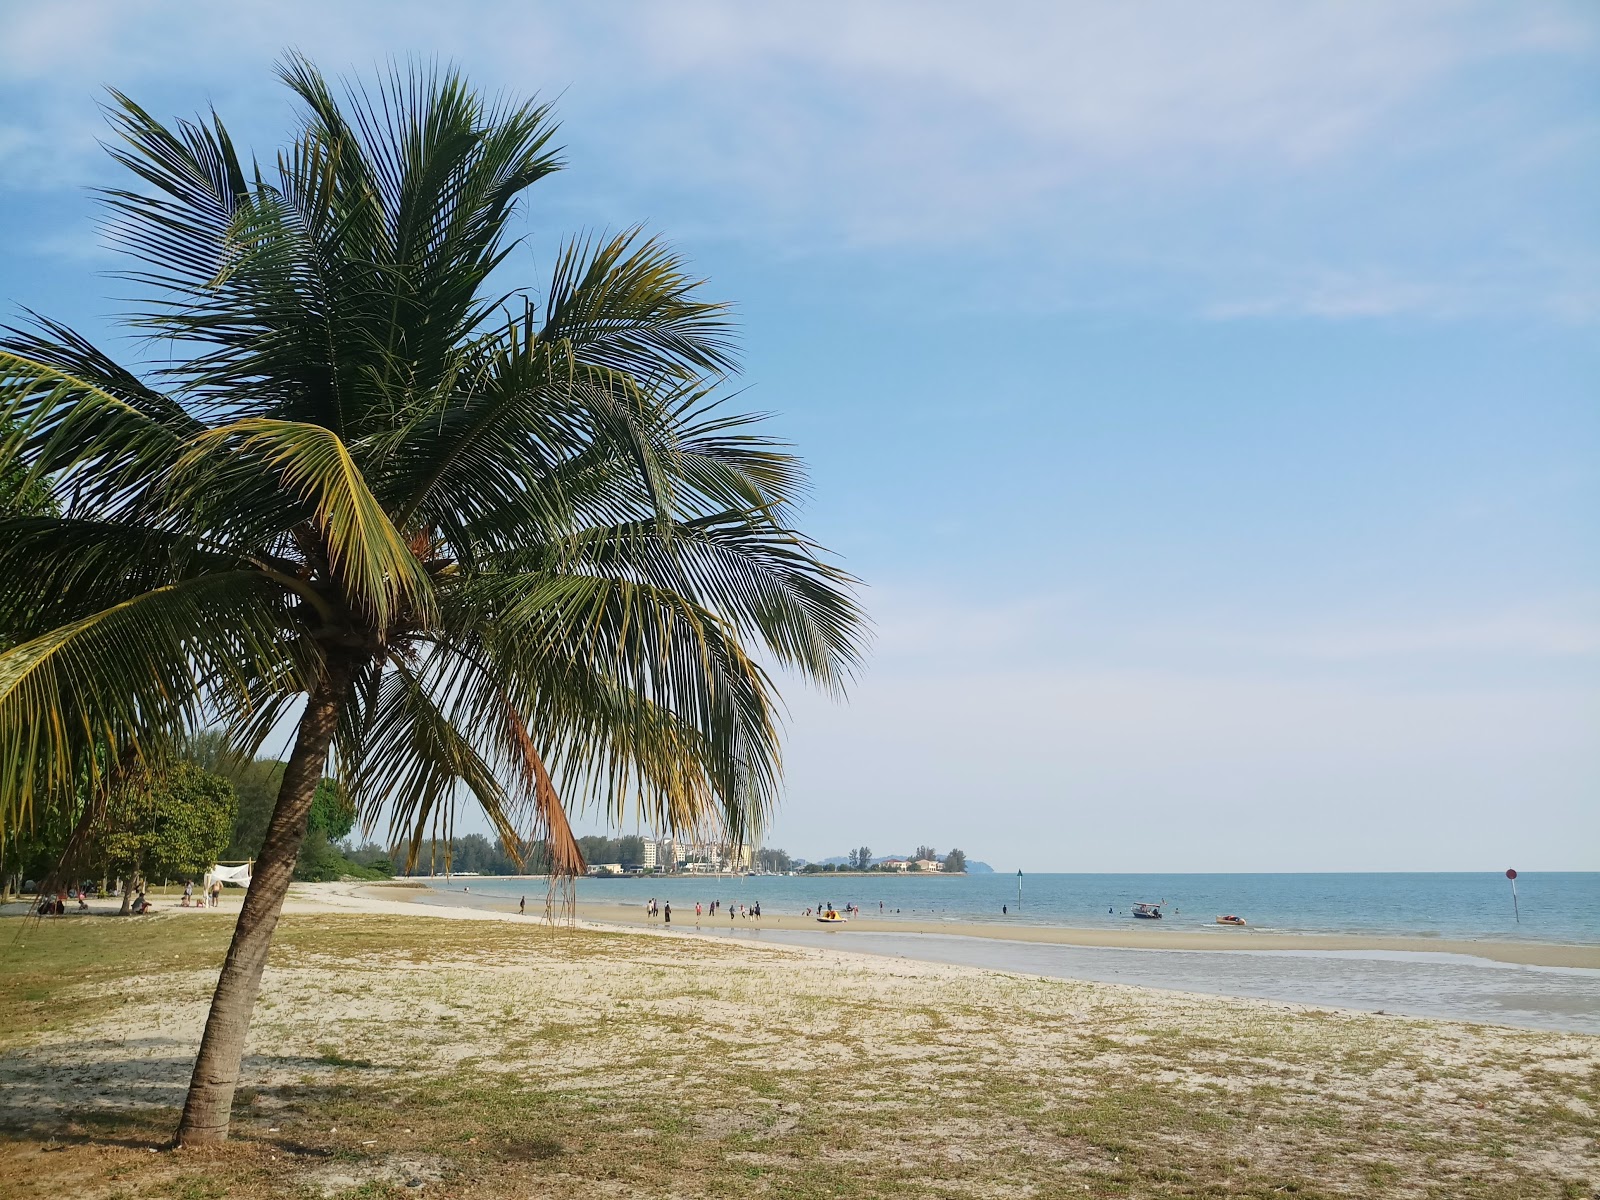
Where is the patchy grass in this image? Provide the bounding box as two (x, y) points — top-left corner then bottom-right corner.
(1, 913), (1596, 1198)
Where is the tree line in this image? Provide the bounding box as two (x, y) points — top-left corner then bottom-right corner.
(830, 846), (967, 872)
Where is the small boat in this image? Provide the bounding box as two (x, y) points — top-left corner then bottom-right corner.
(1131, 902), (1164, 920)
(816, 909), (847, 924)
(1215, 914), (1247, 927)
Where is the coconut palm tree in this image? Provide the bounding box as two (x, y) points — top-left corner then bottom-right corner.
(0, 58), (864, 1145)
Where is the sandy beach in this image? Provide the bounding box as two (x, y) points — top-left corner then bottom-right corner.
(2, 882), (1597, 1198)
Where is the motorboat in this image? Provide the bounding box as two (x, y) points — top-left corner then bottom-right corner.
(1215, 914), (1247, 927)
(816, 909), (847, 924)
(1131, 902), (1164, 920)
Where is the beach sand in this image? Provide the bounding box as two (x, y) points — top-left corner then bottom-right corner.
(376, 881), (1600, 970)
(1, 881), (1596, 1197)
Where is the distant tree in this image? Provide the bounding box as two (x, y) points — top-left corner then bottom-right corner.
(915, 844), (937, 863)
(755, 847), (791, 873)
(307, 779), (355, 842)
(943, 848), (967, 873)
(345, 841), (395, 877)
(802, 862), (824, 874)
(292, 778), (364, 881)
(400, 834), (524, 876)
(617, 834), (646, 867)
(849, 845), (873, 870)
(97, 763), (237, 902)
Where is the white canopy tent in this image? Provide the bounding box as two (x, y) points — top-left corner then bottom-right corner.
(204, 862), (253, 890)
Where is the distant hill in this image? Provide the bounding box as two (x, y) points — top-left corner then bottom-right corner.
(967, 861), (994, 874)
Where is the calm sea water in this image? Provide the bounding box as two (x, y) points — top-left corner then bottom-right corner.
(423, 871), (1600, 944)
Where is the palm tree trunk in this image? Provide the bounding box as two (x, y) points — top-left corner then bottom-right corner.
(175, 659), (353, 1146)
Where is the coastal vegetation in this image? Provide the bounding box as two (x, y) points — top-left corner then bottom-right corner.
(0, 58), (863, 1145)
(1, 759), (237, 901)
(803, 846), (970, 872)
(2, 910), (1594, 1198)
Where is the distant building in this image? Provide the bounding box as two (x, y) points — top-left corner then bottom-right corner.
(634, 836), (755, 874)
(880, 858), (910, 872)
(587, 863), (625, 876)
(912, 858), (942, 872)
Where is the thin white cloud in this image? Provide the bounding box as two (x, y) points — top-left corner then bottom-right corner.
(2, 2), (1594, 317)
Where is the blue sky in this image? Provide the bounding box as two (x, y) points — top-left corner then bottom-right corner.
(2, 1), (1595, 870)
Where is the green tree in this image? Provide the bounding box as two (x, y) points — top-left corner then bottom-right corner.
(915, 845), (937, 862)
(754, 846), (791, 874)
(306, 778), (354, 842)
(942, 848), (967, 873)
(0, 60), (863, 1144)
(97, 763), (237, 896)
(849, 845), (873, 870)
(293, 778), (365, 882)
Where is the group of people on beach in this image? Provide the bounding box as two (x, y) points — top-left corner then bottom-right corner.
(179, 880), (223, 908)
(30, 879), (225, 916)
(637, 898), (764, 927)
(803, 902), (859, 917)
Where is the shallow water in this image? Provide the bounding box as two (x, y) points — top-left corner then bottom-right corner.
(728, 928), (1600, 1034)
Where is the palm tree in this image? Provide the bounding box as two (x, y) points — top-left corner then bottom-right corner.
(0, 58), (864, 1145)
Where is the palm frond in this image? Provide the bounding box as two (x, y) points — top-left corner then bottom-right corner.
(0, 572), (297, 836)
(172, 419), (434, 630)
(341, 662), (581, 876)
(0, 350), (191, 523)
(541, 228), (737, 384)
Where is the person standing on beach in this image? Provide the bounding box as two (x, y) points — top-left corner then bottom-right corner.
(664, 902), (672, 925)
(519, 895), (525, 915)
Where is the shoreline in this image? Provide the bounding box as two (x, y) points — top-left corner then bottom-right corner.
(379, 884), (1600, 970)
(11, 881), (1594, 970)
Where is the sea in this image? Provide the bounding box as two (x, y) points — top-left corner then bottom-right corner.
(416, 872), (1600, 1033)
(426, 871), (1600, 944)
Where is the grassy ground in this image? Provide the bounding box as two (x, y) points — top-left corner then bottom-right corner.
(0, 913), (1595, 1198)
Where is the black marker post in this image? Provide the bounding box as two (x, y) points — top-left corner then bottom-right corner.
(1506, 868), (1520, 924)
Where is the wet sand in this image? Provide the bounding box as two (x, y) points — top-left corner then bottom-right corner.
(384, 884), (1600, 969)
